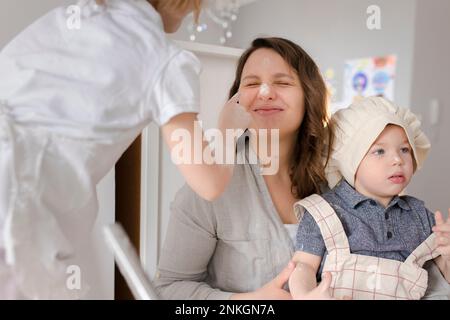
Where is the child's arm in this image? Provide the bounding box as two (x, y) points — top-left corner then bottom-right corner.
(432, 209), (450, 283)
(161, 113), (232, 201)
(288, 251), (335, 300)
(161, 94), (251, 201)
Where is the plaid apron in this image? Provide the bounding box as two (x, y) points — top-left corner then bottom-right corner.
(295, 194), (440, 300)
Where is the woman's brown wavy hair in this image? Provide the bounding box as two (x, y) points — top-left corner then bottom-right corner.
(229, 37), (334, 199)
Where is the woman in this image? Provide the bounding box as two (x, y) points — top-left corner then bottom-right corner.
(154, 37), (333, 299)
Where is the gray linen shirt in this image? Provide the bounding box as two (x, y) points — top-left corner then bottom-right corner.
(154, 137), (296, 299)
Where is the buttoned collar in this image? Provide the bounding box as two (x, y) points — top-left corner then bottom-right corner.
(333, 179), (411, 211)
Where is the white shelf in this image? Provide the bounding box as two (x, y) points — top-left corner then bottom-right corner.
(175, 40), (244, 59)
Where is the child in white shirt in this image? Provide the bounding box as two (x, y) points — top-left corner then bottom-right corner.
(0, 0), (250, 299)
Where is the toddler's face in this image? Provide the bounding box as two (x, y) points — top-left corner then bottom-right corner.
(354, 124), (414, 206)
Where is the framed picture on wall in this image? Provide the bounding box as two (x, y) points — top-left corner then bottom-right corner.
(340, 55), (397, 111)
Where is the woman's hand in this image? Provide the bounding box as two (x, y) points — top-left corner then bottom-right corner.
(230, 261), (295, 300)
(293, 272), (336, 300)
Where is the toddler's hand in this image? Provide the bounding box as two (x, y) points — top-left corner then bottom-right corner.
(433, 209), (450, 262)
(218, 93), (252, 133)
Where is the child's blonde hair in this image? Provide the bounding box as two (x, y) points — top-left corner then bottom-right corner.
(95, 1), (203, 24)
(158, 0), (203, 23)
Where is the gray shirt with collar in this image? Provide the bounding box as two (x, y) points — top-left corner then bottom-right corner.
(296, 179), (436, 276)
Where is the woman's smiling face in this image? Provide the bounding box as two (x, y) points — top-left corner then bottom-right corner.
(238, 48), (306, 139)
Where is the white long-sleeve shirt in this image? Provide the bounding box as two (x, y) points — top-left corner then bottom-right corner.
(0, 0), (200, 299)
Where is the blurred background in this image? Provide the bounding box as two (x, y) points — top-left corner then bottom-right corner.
(171, 0), (450, 214)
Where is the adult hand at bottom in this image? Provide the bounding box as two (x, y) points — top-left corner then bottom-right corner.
(230, 261), (295, 300)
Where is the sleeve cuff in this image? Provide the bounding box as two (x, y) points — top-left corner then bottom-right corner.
(156, 102), (200, 126)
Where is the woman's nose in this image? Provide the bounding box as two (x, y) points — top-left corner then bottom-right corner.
(258, 83), (276, 100)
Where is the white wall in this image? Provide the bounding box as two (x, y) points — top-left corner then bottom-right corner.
(171, 9), (229, 46)
(225, 0), (449, 214)
(1, 0), (115, 299)
(0, 0), (73, 48)
(173, 0), (450, 214)
(172, 0), (263, 47)
(174, 0), (417, 107)
(240, 0), (417, 107)
(406, 0), (450, 215)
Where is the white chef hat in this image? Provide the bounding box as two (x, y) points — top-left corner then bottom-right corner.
(325, 96), (431, 189)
